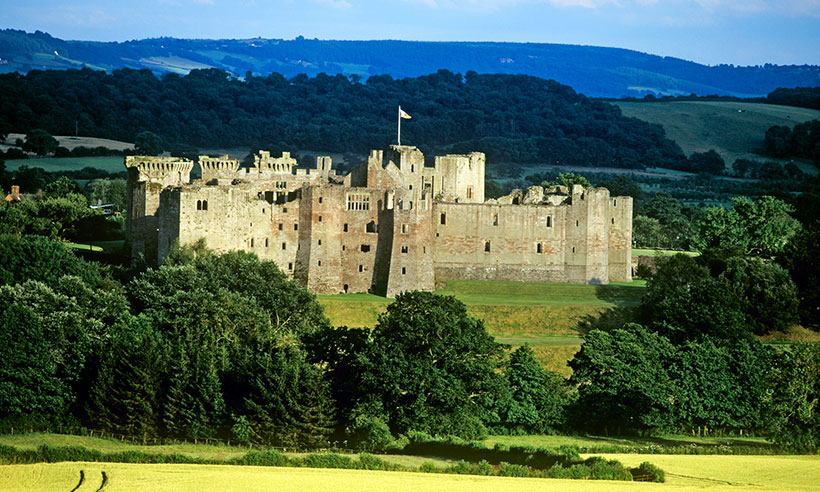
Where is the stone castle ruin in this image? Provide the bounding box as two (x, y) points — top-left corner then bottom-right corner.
(126, 146), (632, 297)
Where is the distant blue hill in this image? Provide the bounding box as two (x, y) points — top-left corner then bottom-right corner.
(1, 29), (818, 98)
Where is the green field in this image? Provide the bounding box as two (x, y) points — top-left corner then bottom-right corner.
(319, 280), (644, 334)
(615, 100), (820, 173)
(2, 454), (817, 492)
(2, 433), (817, 492)
(319, 280), (646, 376)
(3, 156), (125, 173)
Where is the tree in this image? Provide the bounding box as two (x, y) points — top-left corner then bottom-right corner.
(720, 257), (798, 334)
(638, 254), (749, 343)
(22, 129), (59, 156)
(0, 234), (104, 288)
(355, 291), (505, 439)
(688, 150), (725, 175)
(542, 172), (590, 190)
(766, 343), (820, 453)
(134, 131), (164, 155)
(568, 325), (676, 434)
(778, 222), (820, 328)
(696, 196), (800, 257)
(502, 345), (568, 433)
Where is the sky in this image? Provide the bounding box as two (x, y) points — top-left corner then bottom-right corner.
(2, 0), (819, 66)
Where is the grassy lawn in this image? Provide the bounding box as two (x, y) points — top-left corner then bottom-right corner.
(67, 240), (125, 254)
(318, 280), (645, 375)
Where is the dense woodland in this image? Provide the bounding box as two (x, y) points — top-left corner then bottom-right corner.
(0, 68), (689, 168)
(1, 175), (819, 454)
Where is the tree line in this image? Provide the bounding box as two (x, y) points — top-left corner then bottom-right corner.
(2, 184), (820, 452)
(0, 67), (689, 168)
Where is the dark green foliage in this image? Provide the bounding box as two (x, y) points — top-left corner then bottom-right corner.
(638, 254), (749, 343)
(720, 257), (798, 334)
(688, 150), (725, 175)
(355, 291), (505, 439)
(0, 277), (124, 425)
(635, 192), (698, 250)
(85, 316), (165, 440)
(229, 450), (290, 467)
(501, 345), (568, 433)
(568, 325), (676, 433)
(22, 129), (58, 155)
(541, 172), (590, 189)
(778, 222), (820, 328)
(93, 248), (335, 446)
(134, 131), (164, 155)
(762, 119), (820, 161)
(0, 234), (104, 288)
(766, 343), (820, 453)
(634, 461), (665, 482)
(671, 339), (771, 431)
(547, 457), (633, 481)
(0, 67), (686, 168)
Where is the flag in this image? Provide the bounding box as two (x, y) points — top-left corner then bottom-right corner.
(399, 107), (412, 119)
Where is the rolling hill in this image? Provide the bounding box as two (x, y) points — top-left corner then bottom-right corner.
(615, 100), (820, 170)
(2, 29), (819, 98)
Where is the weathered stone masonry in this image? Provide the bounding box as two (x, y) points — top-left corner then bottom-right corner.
(126, 145), (632, 297)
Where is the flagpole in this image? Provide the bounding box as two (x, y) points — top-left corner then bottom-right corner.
(397, 105), (401, 146)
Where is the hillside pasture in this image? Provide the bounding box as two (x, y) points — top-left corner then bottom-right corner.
(615, 101), (820, 173)
(4, 133), (134, 151)
(2, 156), (124, 173)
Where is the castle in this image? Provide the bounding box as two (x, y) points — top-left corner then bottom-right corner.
(126, 146), (632, 297)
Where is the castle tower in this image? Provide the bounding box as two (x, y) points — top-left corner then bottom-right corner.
(125, 156), (193, 265)
(199, 155), (240, 184)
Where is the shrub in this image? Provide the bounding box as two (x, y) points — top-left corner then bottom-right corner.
(498, 462), (530, 477)
(303, 453), (356, 469)
(230, 450), (290, 467)
(633, 461), (665, 482)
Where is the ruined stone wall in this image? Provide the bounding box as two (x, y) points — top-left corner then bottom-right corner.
(433, 152), (485, 203)
(125, 156), (193, 265)
(127, 149), (633, 296)
(432, 201), (570, 282)
(385, 191), (435, 297)
(608, 195), (633, 282)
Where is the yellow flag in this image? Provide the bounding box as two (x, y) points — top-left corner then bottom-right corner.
(399, 108), (412, 119)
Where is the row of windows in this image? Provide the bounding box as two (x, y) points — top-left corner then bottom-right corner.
(196, 200), (208, 211)
(346, 193), (371, 211)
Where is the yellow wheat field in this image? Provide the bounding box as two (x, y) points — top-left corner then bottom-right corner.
(1, 454), (818, 492)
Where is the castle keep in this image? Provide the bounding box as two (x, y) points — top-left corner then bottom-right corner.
(126, 146), (632, 297)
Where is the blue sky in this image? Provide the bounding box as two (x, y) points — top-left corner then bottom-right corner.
(3, 0), (819, 66)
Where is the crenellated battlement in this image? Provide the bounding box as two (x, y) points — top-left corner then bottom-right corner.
(124, 155), (194, 185)
(252, 150), (297, 174)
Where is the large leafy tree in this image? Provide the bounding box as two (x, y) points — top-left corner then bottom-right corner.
(22, 129), (59, 156)
(696, 196), (800, 258)
(117, 248), (333, 444)
(766, 343), (820, 453)
(501, 345), (569, 434)
(778, 222), (820, 328)
(355, 291), (505, 439)
(568, 325), (676, 434)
